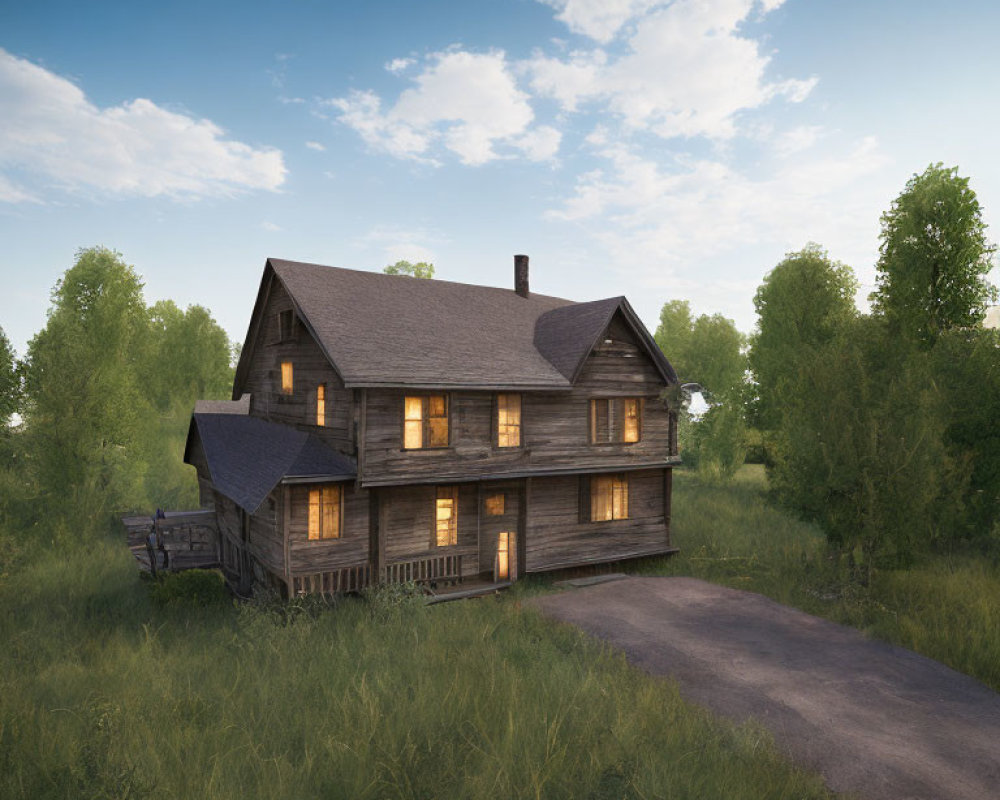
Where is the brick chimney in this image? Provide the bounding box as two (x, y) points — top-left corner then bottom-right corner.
(514, 254), (529, 298)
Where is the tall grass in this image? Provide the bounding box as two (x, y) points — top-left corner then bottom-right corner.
(0, 531), (833, 799)
(652, 466), (1000, 692)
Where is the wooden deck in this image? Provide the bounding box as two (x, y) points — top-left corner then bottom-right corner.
(122, 510), (219, 574)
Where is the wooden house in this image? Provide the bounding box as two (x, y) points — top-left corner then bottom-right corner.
(184, 255), (681, 596)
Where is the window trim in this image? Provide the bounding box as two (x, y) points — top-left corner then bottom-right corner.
(307, 484), (344, 541)
(493, 392), (523, 449)
(432, 486), (459, 547)
(589, 397), (644, 445)
(275, 309), (297, 343)
(582, 473), (630, 523)
(401, 393), (451, 450)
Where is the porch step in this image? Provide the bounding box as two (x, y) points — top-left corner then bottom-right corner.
(553, 572), (629, 589)
(426, 581), (513, 604)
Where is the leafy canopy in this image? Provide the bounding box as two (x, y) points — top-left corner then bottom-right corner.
(0, 326), (18, 426)
(383, 260), (435, 279)
(871, 163), (997, 345)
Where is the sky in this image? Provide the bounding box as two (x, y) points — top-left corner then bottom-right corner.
(2, 0), (999, 357)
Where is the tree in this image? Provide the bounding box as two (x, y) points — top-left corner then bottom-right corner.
(383, 260), (435, 279)
(23, 247), (151, 530)
(748, 244), (857, 431)
(871, 163), (997, 346)
(0, 326), (18, 427)
(655, 301), (747, 478)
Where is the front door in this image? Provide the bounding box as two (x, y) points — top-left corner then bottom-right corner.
(480, 483), (520, 583)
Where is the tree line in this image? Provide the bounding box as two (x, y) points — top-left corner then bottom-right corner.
(0, 247), (234, 542)
(658, 163), (999, 570)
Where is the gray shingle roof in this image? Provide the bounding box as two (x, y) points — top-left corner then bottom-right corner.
(186, 413), (356, 513)
(236, 258), (676, 391)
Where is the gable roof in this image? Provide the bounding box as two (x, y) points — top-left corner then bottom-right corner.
(234, 258), (676, 393)
(184, 413), (356, 514)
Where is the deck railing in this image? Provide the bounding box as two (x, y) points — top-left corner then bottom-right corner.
(290, 554), (463, 597)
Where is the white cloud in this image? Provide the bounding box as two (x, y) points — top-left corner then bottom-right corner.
(305, 140), (326, 151)
(385, 57), (415, 73)
(0, 48), (286, 203)
(527, 0), (816, 140)
(328, 50), (559, 165)
(358, 224), (445, 266)
(261, 221), (283, 232)
(539, 0), (662, 42)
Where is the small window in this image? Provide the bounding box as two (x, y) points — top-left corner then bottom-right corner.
(277, 309), (296, 342)
(281, 362), (294, 395)
(591, 474), (629, 522)
(316, 384), (326, 426)
(496, 393), (521, 448)
(590, 398), (643, 443)
(403, 395), (449, 449)
(435, 487), (458, 546)
(485, 493), (505, 516)
(308, 485), (342, 540)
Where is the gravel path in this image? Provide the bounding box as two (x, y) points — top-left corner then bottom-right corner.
(531, 576), (1000, 800)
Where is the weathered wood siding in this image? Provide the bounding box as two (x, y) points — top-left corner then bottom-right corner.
(380, 484), (480, 577)
(287, 482), (369, 575)
(525, 469), (672, 572)
(360, 310), (676, 485)
(239, 277), (354, 454)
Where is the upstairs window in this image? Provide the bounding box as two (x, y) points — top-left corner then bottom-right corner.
(403, 395), (449, 449)
(591, 474), (629, 522)
(496, 393), (522, 448)
(308, 485), (342, 540)
(485, 493), (505, 516)
(590, 398), (643, 444)
(316, 384), (326, 426)
(276, 309), (296, 342)
(435, 486), (458, 546)
(281, 362), (294, 395)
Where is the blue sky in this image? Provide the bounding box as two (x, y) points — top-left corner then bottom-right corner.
(2, 0), (999, 356)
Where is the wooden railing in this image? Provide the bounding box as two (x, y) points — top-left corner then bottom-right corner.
(290, 554), (464, 597)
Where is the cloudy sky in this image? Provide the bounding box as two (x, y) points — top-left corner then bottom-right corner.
(2, 0), (998, 355)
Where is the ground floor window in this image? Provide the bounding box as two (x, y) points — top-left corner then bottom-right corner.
(308, 485), (342, 540)
(591, 474), (629, 521)
(435, 486), (458, 546)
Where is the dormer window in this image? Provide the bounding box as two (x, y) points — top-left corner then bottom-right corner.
(277, 309), (296, 342)
(403, 395), (449, 449)
(590, 398), (642, 444)
(281, 362), (293, 395)
(496, 393), (521, 448)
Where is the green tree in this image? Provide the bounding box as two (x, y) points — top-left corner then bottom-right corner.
(0, 326), (18, 426)
(871, 163), (997, 345)
(383, 260), (435, 278)
(748, 244), (857, 431)
(22, 247), (151, 531)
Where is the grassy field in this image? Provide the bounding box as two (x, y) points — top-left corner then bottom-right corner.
(658, 465), (1000, 693)
(0, 529), (832, 799)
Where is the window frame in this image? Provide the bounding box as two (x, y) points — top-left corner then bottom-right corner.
(401, 394), (451, 450)
(307, 484), (344, 541)
(275, 309), (297, 343)
(589, 397), (644, 445)
(493, 393), (523, 449)
(433, 486), (459, 547)
(315, 383), (326, 427)
(280, 361), (294, 395)
(581, 473), (630, 523)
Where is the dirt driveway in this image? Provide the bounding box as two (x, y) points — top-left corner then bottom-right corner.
(531, 577), (1000, 800)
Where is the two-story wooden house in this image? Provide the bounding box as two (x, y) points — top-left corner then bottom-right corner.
(184, 256), (681, 596)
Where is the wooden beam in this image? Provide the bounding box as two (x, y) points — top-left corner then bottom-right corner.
(518, 477), (530, 580)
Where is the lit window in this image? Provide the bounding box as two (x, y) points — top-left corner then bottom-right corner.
(591, 475), (629, 521)
(308, 485), (342, 539)
(590, 398), (642, 443)
(497, 393), (521, 447)
(497, 531), (512, 580)
(485, 493), (505, 516)
(316, 384), (326, 426)
(435, 487), (458, 546)
(403, 395), (449, 449)
(281, 362), (293, 395)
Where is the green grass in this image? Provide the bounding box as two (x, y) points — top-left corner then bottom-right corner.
(0, 532), (834, 800)
(650, 465), (1000, 692)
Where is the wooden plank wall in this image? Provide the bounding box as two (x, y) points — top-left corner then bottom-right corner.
(478, 483), (521, 579)
(525, 469), (671, 572)
(361, 311), (675, 485)
(247, 493), (285, 576)
(380, 484), (480, 577)
(239, 278), (354, 454)
(287, 483), (369, 574)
